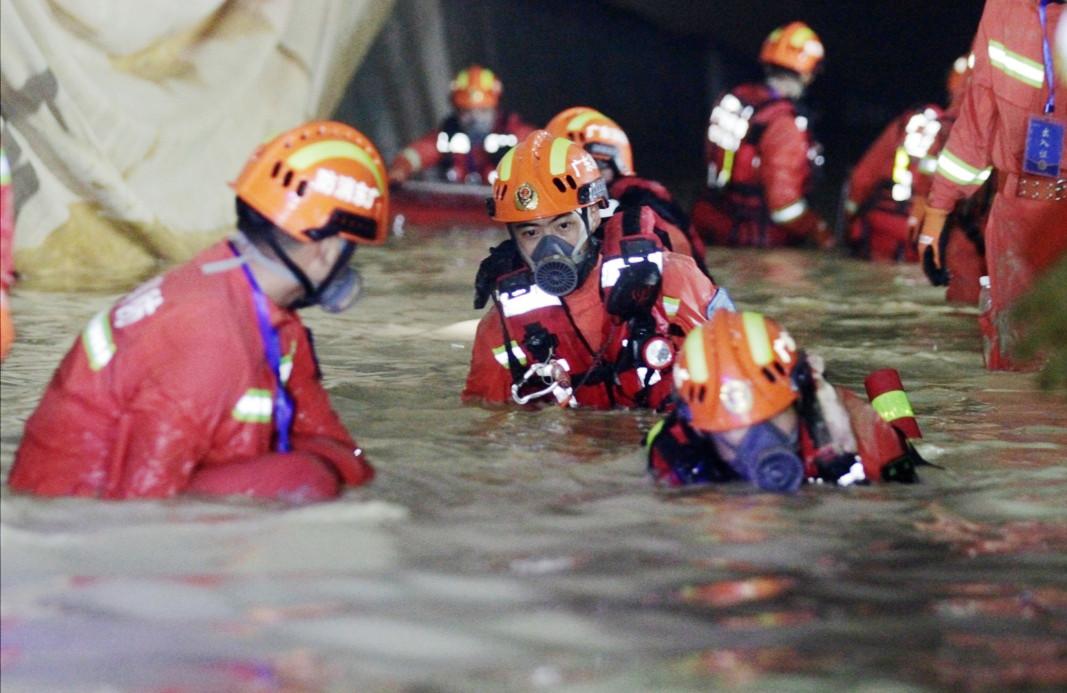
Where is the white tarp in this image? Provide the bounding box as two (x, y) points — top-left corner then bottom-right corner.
(0, 0), (394, 289)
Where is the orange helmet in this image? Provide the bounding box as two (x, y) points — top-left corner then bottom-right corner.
(545, 107), (634, 177)
(759, 22), (825, 77)
(232, 121), (388, 245)
(451, 65), (502, 110)
(488, 130), (609, 223)
(946, 53), (972, 101)
(674, 311), (799, 433)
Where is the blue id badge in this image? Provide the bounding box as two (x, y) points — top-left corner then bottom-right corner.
(1024, 116), (1063, 178)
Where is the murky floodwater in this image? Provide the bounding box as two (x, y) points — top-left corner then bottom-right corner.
(2, 225), (1066, 692)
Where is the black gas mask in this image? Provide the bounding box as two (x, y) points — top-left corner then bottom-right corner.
(520, 210), (598, 296)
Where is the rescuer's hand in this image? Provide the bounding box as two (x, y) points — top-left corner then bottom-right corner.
(917, 207), (949, 269)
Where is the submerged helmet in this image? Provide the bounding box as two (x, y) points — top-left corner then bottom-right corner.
(545, 107), (634, 177)
(488, 130), (609, 223)
(232, 121), (389, 245)
(451, 65), (502, 110)
(674, 311), (799, 433)
(759, 21), (825, 78)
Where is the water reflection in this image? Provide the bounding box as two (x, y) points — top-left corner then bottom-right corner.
(2, 228), (1066, 690)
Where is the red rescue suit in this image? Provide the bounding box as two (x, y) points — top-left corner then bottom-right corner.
(610, 175), (709, 273)
(927, 0), (1067, 370)
(9, 241), (373, 501)
(691, 83), (826, 247)
(847, 105), (948, 262)
(648, 387), (918, 487)
(391, 112), (535, 184)
(463, 209), (722, 409)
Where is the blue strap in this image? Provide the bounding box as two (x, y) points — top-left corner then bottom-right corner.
(1039, 0), (1056, 113)
(228, 241), (294, 452)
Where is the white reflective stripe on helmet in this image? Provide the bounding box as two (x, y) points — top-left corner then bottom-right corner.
(497, 284), (562, 317)
(600, 251), (664, 289)
(988, 40), (1045, 88)
(82, 310), (116, 371)
(232, 388), (273, 423)
(769, 199), (807, 224)
(492, 340), (528, 368)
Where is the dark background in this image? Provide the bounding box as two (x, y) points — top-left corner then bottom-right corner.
(338, 0), (985, 215)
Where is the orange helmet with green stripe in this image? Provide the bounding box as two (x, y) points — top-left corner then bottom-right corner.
(488, 130), (608, 223)
(451, 65), (502, 109)
(231, 121), (388, 245)
(759, 22), (824, 77)
(674, 311), (799, 433)
(545, 106), (634, 176)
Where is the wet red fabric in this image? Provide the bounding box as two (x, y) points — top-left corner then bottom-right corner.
(692, 83), (822, 247)
(9, 240), (372, 501)
(463, 216), (718, 409)
(926, 0), (1067, 369)
(390, 111), (535, 182)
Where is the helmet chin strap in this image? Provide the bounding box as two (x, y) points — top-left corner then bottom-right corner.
(229, 232), (302, 284)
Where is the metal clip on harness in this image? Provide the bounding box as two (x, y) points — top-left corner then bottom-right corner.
(511, 357), (578, 408)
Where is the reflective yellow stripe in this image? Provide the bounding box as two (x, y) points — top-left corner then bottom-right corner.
(769, 199), (807, 224)
(567, 110), (603, 131)
(232, 388), (273, 423)
(742, 311), (773, 366)
(682, 329), (709, 383)
(937, 149), (985, 186)
(401, 147), (421, 170)
(790, 26), (816, 47)
(892, 147), (911, 185)
(662, 296), (680, 317)
(988, 40), (1044, 88)
(645, 418), (666, 449)
(479, 68), (496, 90)
(871, 390), (915, 423)
(720, 149), (735, 185)
(286, 140), (384, 192)
(82, 310), (116, 371)
(492, 340), (527, 368)
(497, 147), (516, 182)
(454, 70), (470, 89)
(549, 137), (571, 175)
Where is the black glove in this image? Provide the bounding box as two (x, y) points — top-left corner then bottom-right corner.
(474, 239), (523, 309)
(606, 258), (662, 320)
(922, 244), (950, 287)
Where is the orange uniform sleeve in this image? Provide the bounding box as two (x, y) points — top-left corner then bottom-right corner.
(760, 114), (812, 219)
(928, 8), (995, 212)
(285, 325), (372, 487)
(848, 115), (904, 213)
(389, 128), (445, 182)
(462, 309), (515, 405)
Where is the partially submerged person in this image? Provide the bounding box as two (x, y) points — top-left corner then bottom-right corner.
(544, 106), (708, 273)
(690, 21), (831, 248)
(388, 65), (535, 185)
(463, 130), (733, 410)
(647, 311), (927, 492)
(845, 54), (988, 303)
(9, 121), (387, 502)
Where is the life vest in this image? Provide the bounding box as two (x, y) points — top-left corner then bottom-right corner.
(704, 87), (823, 212)
(489, 208), (680, 410)
(862, 106), (946, 218)
(435, 114), (520, 183)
